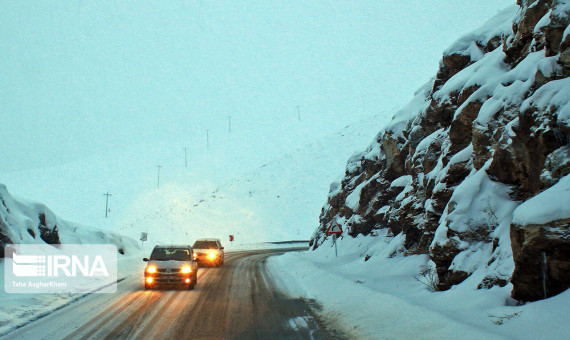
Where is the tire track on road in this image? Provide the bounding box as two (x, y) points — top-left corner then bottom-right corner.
(99, 291), (164, 340)
(62, 291), (144, 340)
(60, 277), (143, 340)
(62, 259), (222, 339)
(65, 265), (215, 339)
(133, 268), (212, 340)
(163, 251), (252, 339)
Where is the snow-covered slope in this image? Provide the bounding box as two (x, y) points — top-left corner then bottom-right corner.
(0, 184), (138, 255)
(110, 113), (391, 246)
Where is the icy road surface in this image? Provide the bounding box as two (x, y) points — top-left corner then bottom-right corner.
(2, 248), (347, 340)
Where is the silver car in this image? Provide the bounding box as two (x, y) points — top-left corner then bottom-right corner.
(143, 245), (198, 289)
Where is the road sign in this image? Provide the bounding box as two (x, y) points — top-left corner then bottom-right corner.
(229, 235), (234, 242)
(140, 232), (148, 242)
(326, 222), (343, 235)
(326, 222), (343, 257)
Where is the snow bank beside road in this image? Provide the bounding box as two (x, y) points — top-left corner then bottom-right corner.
(0, 254), (145, 337)
(268, 234), (570, 339)
(0, 184), (142, 336)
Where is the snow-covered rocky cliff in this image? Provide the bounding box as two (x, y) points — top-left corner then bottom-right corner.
(0, 184), (137, 257)
(312, 0), (570, 302)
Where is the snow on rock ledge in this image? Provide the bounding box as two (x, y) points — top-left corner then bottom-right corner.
(510, 174), (570, 301)
(512, 174), (570, 226)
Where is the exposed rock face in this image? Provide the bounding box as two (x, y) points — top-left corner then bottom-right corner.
(511, 219), (570, 301)
(311, 1), (570, 301)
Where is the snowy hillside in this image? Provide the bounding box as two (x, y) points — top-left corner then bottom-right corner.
(0, 184), (138, 255)
(111, 113), (392, 246)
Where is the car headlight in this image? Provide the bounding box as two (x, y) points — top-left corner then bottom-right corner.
(208, 252), (216, 259)
(181, 266), (192, 274)
(146, 266), (157, 274)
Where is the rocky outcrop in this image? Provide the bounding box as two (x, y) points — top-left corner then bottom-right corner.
(0, 185), (62, 257)
(311, 0), (570, 301)
(0, 183), (136, 256)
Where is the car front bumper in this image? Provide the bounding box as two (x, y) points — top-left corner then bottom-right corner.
(194, 252), (221, 265)
(145, 270), (193, 286)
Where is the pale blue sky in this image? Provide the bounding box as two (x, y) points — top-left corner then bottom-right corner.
(1, 0), (513, 171)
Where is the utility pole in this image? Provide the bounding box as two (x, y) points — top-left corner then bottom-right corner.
(156, 165), (162, 189)
(296, 105), (301, 121)
(206, 130), (210, 150)
(184, 147), (188, 168)
(103, 192), (112, 218)
(228, 116), (232, 133)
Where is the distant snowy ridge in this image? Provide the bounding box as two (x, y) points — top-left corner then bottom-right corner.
(313, 0), (569, 302)
(0, 183), (138, 257)
(110, 112), (389, 247)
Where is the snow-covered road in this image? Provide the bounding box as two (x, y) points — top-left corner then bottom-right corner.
(1, 247), (347, 340)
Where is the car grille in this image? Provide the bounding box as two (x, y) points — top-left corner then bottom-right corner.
(157, 268), (176, 273)
(152, 270), (188, 284)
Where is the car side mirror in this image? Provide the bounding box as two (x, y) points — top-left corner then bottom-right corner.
(143, 258), (149, 262)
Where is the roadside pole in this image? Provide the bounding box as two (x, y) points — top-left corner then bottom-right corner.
(140, 232), (148, 249)
(326, 222), (343, 257)
(334, 234), (338, 257)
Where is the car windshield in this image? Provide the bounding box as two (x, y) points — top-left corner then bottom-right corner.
(150, 248), (192, 261)
(193, 241), (218, 249)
